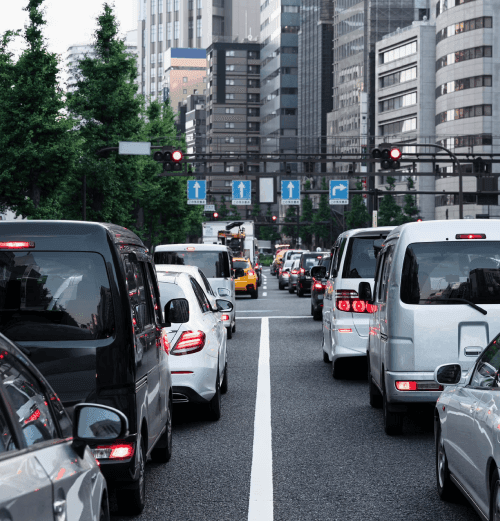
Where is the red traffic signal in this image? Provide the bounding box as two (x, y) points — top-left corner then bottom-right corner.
(272, 215), (277, 221)
(213, 212), (219, 219)
(390, 148), (402, 161)
(172, 150), (183, 162)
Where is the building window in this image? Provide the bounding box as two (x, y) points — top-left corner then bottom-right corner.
(247, 137), (259, 145)
(379, 92), (417, 113)
(151, 25), (157, 41)
(226, 64), (235, 71)
(151, 0), (156, 14)
(174, 0), (179, 10)
(225, 122), (235, 128)
(248, 122), (260, 131)
(247, 93), (259, 102)
(189, 19), (193, 38)
(188, 0), (193, 9)
(151, 53), (156, 65)
(248, 50), (259, 59)
(167, 0), (172, 11)
(281, 26), (300, 34)
(248, 108), (259, 117)
(159, 0), (163, 13)
(183, 77), (188, 82)
(282, 5), (299, 12)
(174, 20), (180, 39)
(226, 108), (235, 114)
(213, 16), (224, 36)
(436, 16), (492, 44)
(380, 41), (417, 64)
(226, 93), (235, 100)
(248, 65), (259, 74)
(436, 0), (478, 18)
(142, 30), (146, 47)
(158, 24), (163, 41)
(436, 46), (493, 71)
(197, 0), (202, 8)
(183, 89), (187, 93)
(197, 18), (202, 37)
(380, 117), (417, 136)
(248, 79), (259, 88)
(225, 137), (235, 143)
(436, 104), (492, 125)
(226, 79), (235, 85)
(226, 50), (235, 57)
(167, 22), (172, 40)
(436, 75), (492, 99)
(380, 67), (417, 88)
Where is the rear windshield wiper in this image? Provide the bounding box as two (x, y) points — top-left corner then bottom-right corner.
(420, 298), (487, 315)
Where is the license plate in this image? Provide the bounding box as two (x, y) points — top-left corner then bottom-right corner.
(318, 294), (324, 300)
(306, 276), (311, 280)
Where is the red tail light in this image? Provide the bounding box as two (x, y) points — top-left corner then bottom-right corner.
(299, 268), (305, 274)
(351, 299), (366, 313)
(336, 299), (351, 312)
(396, 381), (417, 391)
(248, 270), (255, 276)
(161, 330), (170, 354)
(395, 381), (444, 391)
(313, 282), (323, 290)
(172, 331), (206, 355)
(456, 234), (486, 240)
(222, 314), (230, 321)
(93, 443), (135, 460)
(335, 290), (375, 313)
(0, 241), (35, 249)
(366, 303), (378, 313)
(291, 269), (298, 274)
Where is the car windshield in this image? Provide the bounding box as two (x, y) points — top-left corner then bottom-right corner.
(154, 251), (230, 278)
(400, 241), (500, 305)
(0, 251), (114, 341)
(302, 255), (323, 269)
(233, 260), (249, 269)
(283, 261), (294, 269)
(342, 237), (386, 278)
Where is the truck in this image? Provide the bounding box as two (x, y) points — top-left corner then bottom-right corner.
(202, 221), (258, 264)
(257, 240), (272, 255)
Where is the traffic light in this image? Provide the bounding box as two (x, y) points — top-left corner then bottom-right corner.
(213, 212), (219, 220)
(285, 163), (291, 174)
(153, 147), (184, 172)
(473, 156), (484, 174)
(272, 215), (277, 222)
(239, 163), (244, 174)
(304, 160), (314, 173)
(372, 146), (401, 170)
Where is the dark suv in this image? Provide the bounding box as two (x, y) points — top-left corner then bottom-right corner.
(0, 221), (173, 515)
(296, 252), (329, 297)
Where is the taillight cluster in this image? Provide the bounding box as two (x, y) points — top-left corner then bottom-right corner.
(172, 331), (206, 356)
(248, 270), (255, 277)
(313, 281), (326, 291)
(299, 268), (305, 275)
(291, 269), (298, 275)
(335, 290), (377, 314)
(92, 443), (135, 460)
(395, 381), (443, 392)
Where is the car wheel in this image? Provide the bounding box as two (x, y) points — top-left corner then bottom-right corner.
(383, 381), (403, 435)
(251, 287), (259, 299)
(227, 325), (233, 339)
(99, 497), (110, 521)
(313, 306), (322, 321)
(232, 322), (236, 333)
(278, 282), (284, 290)
(207, 368), (222, 421)
(436, 422), (459, 502)
(116, 436), (146, 515)
(151, 398), (173, 463)
(297, 288), (303, 298)
(331, 358), (344, 379)
(221, 362), (228, 394)
(289, 285), (294, 294)
(368, 357), (382, 409)
(258, 278), (262, 287)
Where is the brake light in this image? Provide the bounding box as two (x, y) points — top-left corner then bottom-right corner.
(396, 381), (417, 391)
(299, 268), (305, 275)
(455, 234), (486, 239)
(366, 303), (378, 313)
(338, 328), (352, 333)
(291, 269), (298, 275)
(171, 371), (194, 374)
(313, 282), (323, 290)
(161, 330), (170, 354)
(0, 241), (35, 249)
(24, 409), (41, 424)
(172, 331), (206, 355)
(93, 443), (135, 460)
(395, 381), (444, 391)
(222, 314), (230, 321)
(335, 290), (373, 314)
(248, 270), (255, 277)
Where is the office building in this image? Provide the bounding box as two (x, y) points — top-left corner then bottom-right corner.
(184, 93), (207, 159)
(137, 0), (259, 102)
(260, 0), (300, 167)
(374, 21), (436, 221)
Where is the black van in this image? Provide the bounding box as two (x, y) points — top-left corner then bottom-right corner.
(0, 221), (173, 514)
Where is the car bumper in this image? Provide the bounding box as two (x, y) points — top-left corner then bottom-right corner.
(298, 278), (312, 291)
(170, 352), (218, 402)
(385, 371), (441, 406)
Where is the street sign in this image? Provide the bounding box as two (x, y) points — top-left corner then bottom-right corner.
(259, 177), (275, 204)
(187, 180), (206, 205)
(118, 141), (151, 155)
(232, 180), (251, 205)
(329, 180), (349, 205)
(204, 204), (215, 211)
(281, 180), (300, 205)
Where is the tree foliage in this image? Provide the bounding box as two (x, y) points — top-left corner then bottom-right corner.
(312, 177), (334, 248)
(282, 206), (298, 243)
(299, 180), (313, 247)
(345, 178), (370, 229)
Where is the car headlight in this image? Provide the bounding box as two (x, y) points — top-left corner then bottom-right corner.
(218, 288), (231, 297)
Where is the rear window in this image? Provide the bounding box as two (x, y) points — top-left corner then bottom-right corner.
(154, 250), (230, 278)
(233, 260), (250, 269)
(342, 237), (385, 279)
(320, 256), (331, 269)
(0, 251), (114, 341)
(158, 281), (187, 308)
(301, 254), (323, 270)
(401, 241), (500, 305)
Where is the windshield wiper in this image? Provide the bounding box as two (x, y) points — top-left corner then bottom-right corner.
(420, 298), (487, 315)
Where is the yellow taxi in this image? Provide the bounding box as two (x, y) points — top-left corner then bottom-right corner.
(233, 257), (258, 299)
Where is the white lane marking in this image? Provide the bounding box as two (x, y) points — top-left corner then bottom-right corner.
(263, 292), (267, 296)
(240, 310), (274, 313)
(240, 315), (313, 319)
(248, 317), (273, 521)
(263, 286), (267, 290)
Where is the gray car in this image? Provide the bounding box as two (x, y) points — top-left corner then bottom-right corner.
(288, 259), (300, 293)
(278, 260), (294, 290)
(0, 331), (128, 521)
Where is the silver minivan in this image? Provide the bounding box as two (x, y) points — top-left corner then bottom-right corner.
(363, 220), (500, 435)
(320, 227), (395, 378)
(154, 244), (236, 337)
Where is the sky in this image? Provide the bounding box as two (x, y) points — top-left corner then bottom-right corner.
(0, 0), (138, 59)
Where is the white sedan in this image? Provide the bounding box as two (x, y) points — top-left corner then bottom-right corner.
(158, 271), (232, 420)
(434, 336), (500, 520)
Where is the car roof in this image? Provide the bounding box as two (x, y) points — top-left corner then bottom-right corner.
(157, 271), (188, 284)
(155, 243), (230, 252)
(155, 264), (202, 276)
(338, 226), (395, 239)
(233, 257), (249, 261)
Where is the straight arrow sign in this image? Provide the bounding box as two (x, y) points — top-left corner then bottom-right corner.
(194, 181), (200, 199)
(288, 182), (294, 199)
(239, 182), (246, 198)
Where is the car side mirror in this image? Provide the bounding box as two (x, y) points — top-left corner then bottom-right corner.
(434, 363), (462, 386)
(311, 266), (327, 280)
(358, 282), (372, 302)
(216, 299), (233, 312)
(72, 404), (129, 458)
(163, 298), (189, 327)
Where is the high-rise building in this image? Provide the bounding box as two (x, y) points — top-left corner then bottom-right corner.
(137, 0), (259, 103)
(260, 0), (300, 167)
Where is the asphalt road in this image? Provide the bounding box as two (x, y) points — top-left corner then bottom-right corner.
(111, 269), (479, 521)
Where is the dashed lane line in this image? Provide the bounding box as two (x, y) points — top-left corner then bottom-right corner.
(240, 315), (312, 319)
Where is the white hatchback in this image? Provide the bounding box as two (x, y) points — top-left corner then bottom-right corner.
(158, 271), (232, 420)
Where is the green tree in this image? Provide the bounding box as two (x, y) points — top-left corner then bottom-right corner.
(345, 178), (370, 229)
(0, 1), (77, 218)
(399, 176), (420, 224)
(282, 206), (298, 244)
(65, 3), (143, 223)
(217, 195), (230, 219)
(378, 176), (402, 226)
(313, 177), (335, 248)
(229, 204), (241, 219)
(300, 180), (313, 248)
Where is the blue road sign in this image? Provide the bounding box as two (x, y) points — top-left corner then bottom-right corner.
(329, 180), (349, 205)
(187, 180), (206, 205)
(281, 180), (300, 205)
(232, 180), (251, 205)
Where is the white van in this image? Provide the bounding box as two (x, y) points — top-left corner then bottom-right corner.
(363, 220), (500, 435)
(153, 244), (236, 338)
(319, 227), (395, 378)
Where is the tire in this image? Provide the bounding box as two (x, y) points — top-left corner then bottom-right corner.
(313, 306), (322, 321)
(332, 358), (344, 379)
(289, 285), (294, 294)
(258, 277), (262, 287)
(232, 322), (236, 333)
(115, 436), (146, 515)
(221, 362), (228, 394)
(99, 497), (110, 521)
(297, 288), (303, 298)
(227, 325), (233, 339)
(251, 287), (259, 299)
(279, 282), (284, 290)
(311, 304), (314, 316)
(383, 381), (403, 435)
(368, 357), (383, 409)
(323, 351), (330, 363)
(151, 398), (173, 463)
(436, 422), (460, 502)
(490, 470), (500, 520)
(207, 368), (222, 421)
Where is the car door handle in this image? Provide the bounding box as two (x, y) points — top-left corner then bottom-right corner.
(464, 347), (482, 357)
